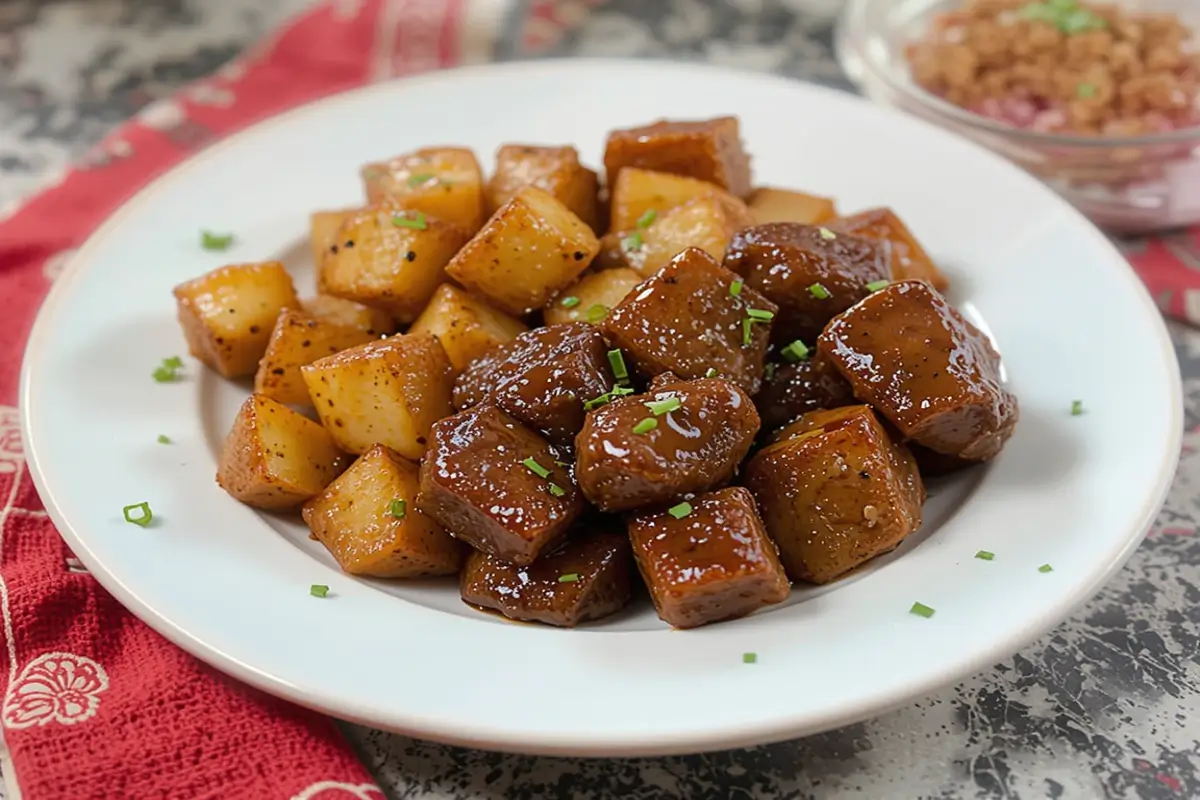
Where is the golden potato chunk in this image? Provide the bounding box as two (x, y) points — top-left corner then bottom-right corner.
(621, 194), (753, 278)
(173, 261), (299, 378)
(216, 394), (348, 510)
(831, 207), (948, 290)
(487, 144), (601, 231)
(318, 204), (468, 323)
(301, 332), (454, 459)
(300, 295), (395, 337)
(310, 209), (360, 269)
(608, 168), (726, 232)
(302, 444), (465, 578)
(748, 187), (838, 226)
(360, 146), (486, 235)
(544, 268), (644, 326)
(407, 284), (528, 374)
(254, 309), (376, 407)
(445, 186), (599, 315)
(604, 116), (753, 199)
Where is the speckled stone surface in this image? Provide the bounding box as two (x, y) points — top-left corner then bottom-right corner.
(3, 2), (1198, 798)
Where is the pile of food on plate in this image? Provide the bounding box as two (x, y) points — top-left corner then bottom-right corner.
(172, 115), (1019, 630)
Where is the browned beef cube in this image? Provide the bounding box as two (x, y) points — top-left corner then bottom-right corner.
(817, 280), (1018, 461)
(755, 354), (855, 432)
(723, 223), (890, 345)
(745, 405), (924, 584)
(451, 323), (613, 445)
(460, 527), (632, 627)
(628, 487), (789, 628)
(600, 247), (776, 394)
(603, 116), (753, 198)
(416, 405), (584, 565)
(574, 375), (759, 512)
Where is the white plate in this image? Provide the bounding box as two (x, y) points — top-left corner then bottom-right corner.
(20, 60), (1181, 757)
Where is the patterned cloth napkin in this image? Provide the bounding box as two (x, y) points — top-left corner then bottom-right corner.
(0, 0), (1197, 797)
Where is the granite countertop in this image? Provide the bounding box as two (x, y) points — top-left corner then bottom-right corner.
(3, 2), (1199, 798)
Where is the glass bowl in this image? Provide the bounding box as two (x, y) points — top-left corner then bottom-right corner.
(835, 0), (1200, 233)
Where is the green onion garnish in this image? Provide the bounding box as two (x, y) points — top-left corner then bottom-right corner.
(392, 211), (428, 230)
(975, 550), (995, 561)
(1071, 400), (1084, 416)
(583, 393), (611, 411)
(201, 231), (235, 251)
(1077, 83), (1097, 98)
(522, 457), (551, 479)
(611, 384), (635, 397)
(645, 397), (681, 416)
(636, 209), (657, 228)
(123, 502), (153, 527)
(586, 304), (609, 324)
(558, 573), (580, 583)
(818, 227), (837, 241)
(152, 356), (184, 383)
(668, 501), (693, 519)
(909, 601), (935, 618)
(561, 296), (581, 308)
(704, 367), (718, 378)
(809, 282), (831, 300)
(781, 340), (810, 362)
(621, 231), (643, 252)
(407, 173), (435, 187)
(763, 363), (776, 382)
(742, 317), (754, 347)
(743, 652), (757, 664)
(607, 349), (628, 381)
(548, 483), (566, 497)
(157, 434), (171, 444)
(633, 418), (658, 435)
(865, 280), (890, 292)
(310, 584), (329, 598)
(730, 280), (743, 297)
(1038, 563), (1054, 573)
(746, 308), (774, 321)
(388, 498), (406, 519)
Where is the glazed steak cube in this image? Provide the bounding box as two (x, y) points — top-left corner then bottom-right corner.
(460, 527), (633, 627)
(600, 247), (776, 394)
(831, 207), (948, 290)
(744, 405), (925, 584)
(417, 405), (584, 565)
(603, 116), (753, 199)
(723, 223), (891, 344)
(754, 354), (855, 432)
(628, 487), (790, 628)
(817, 280), (1018, 461)
(452, 323), (613, 445)
(574, 376), (760, 512)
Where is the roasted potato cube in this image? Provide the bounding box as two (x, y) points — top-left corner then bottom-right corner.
(831, 207), (948, 290)
(317, 204), (468, 323)
(629, 487), (789, 628)
(600, 247), (776, 394)
(755, 354), (855, 433)
(254, 309), (376, 407)
(460, 526), (632, 627)
(608, 167), (726, 232)
(216, 394), (348, 510)
(173, 261), (300, 378)
(301, 295), (395, 337)
(445, 187), (600, 315)
(621, 194), (754, 278)
(417, 405), (584, 565)
(575, 375), (760, 512)
(486, 144), (601, 231)
(745, 405), (924, 584)
(748, 187), (837, 226)
(360, 146), (486, 235)
(302, 444), (465, 578)
(301, 332), (454, 459)
(817, 281), (1019, 461)
(310, 209), (360, 269)
(408, 284), (528, 374)
(603, 116), (752, 198)
(724, 223), (890, 344)
(544, 269), (644, 326)
(452, 323), (611, 445)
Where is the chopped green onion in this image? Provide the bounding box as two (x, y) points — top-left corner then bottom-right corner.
(742, 317), (754, 347)
(122, 502), (153, 527)
(1038, 563), (1054, 573)
(763, 362), (777, 382)
(152, 356), (184, 383)
(865, 280), (890, 292)
(156, 434), (171, 444)
(583, 393), (611, 411)
(522, 457), (551, 479)
(554, 460), (570, 467)
(586, 304), (609, 324)
(621, 231), (644, 252)
(388, 498), (406, 519)
(548, 482), (566, 497)
(668, 502), (693, 519)
(607, 349), (628, 381)
(558, 573), (580, 583)
(645, 396), (681, 416)
(201, 230), (235, 251)
(818, 227), (837, 241)
(1077, 83), (1097, 98)
(746, 308), (774, 321)
(909, 601), (935, 618)
(975, 550), (995, 561)
(611, 384), (635, 397)
(1070, 400), (1084, 416)
(743, 652), (757, 664)
(730, 280), (743, 297)
(560, 296), (581, 308)
(636, 209), (657, 228)
(781, 339), (810, 363)
(809, 282), (831, 300)
(406, 172), (435, 187)
(310, 584), (329, 598)
(633, 418), (658, 435)
(392, 211), (428, 230)
(162, 356), (183, 369)
(704, 367), (718, 378)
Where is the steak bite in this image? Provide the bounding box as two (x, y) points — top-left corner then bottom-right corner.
(754, 353), (856, 432)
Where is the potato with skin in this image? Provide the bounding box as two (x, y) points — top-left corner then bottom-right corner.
(445, 186), (600, 315)
(408, 284), (528, 374)
(629, 487), (789, 628)
(748, 187), (837, 226)
(310, 209), (360, 269)
(254, 309), (377, 407)
(831, 207), (949, 290)
(600, 247), (776, 395)
(302, 444), (465, 578)
(604, 116), (753, 199)
(301, 295), (395, 337)
(460, 526), (632, 627)
(608, 167), (727, 232)
(744, 404), (924, 584)
(174, 261), (300, 379)
(318, 204), (468, 323)
(724, 223), (891, 345)
(417, 405), (585, 565)
(486, 144), (601, 231)
(216, 394), (348, 510)
(360, 146), (486, 235)
(618, 194), (754, 278)
(755, 355), (856, 433)
(301, 332), (454, 460)
(544, 269), (643, 326)
(574, 375), (760, 512)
